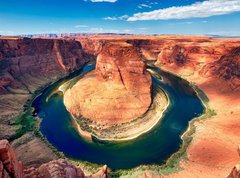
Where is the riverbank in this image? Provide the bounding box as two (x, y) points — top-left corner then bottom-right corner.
(6, 63), (99, 170)
(32, 63), (206, 172)
(72, 83), (169, 142)
(107, 68), (210, 177)
(159, 65), (240, 178)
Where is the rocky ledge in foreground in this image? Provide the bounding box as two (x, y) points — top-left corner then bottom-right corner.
(0, 139), (107, 178)
(64, 42), (152, 126)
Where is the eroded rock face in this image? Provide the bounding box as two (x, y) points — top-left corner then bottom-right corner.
(0, 139), (107, 178)
(227, 146), (240, 178)
(0, 37), (89, 140)
(200, 47), (240, 90)
(0, 139), (24, 178)
(24, 159), (85, 178)
(0, 37), (88, 95)
(64, 42), (152, 125)
(79, 36), (240, 91)
(25, 160), (107, 178)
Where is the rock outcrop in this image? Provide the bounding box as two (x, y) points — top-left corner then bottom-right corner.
(0, 139), (23, 178)
(64, 42), (152, 125)
(0, 139), (107, 178)
(227, 146), (240, 178)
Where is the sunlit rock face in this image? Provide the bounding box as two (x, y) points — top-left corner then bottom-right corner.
(64, 42), (152, 126)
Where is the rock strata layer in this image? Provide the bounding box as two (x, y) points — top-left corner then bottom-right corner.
(64, 42), (152, 125)
(78, 35), (240, 91)
(0, 37), (89, 139)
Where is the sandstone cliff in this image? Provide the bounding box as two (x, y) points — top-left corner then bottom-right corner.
(0, 37), (90, 169)
(0, 139), (23, 178)
(78, 36), (240, 91)
(64, 42), (152, 125)
(0, 37), (89, 139)
(0, 139), (107, 178)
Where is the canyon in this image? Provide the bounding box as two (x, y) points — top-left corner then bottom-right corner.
(0, 35), (239, 177)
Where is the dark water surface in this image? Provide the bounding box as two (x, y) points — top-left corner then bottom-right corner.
(32, 64), (204, 170)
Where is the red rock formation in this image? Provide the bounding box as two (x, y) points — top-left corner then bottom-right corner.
(0, 37), (88, 95)
(200, 47), (240, 90)
(0, 139), (107, 178)
(64, 42), (152, 125)
(78, 35), (240, 91)
(0, 139), (24, 178)
(24, 160), (107, 178)
(227, 146), (240, 178)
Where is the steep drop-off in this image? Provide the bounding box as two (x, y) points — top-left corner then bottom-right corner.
(64, 42), (152, 125)
(0, 37), (89, 137)
(77, 35), (240, 91)
(0, 37), (90, 168)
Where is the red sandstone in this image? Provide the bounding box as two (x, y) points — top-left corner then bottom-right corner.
(64, 42), (152, 125)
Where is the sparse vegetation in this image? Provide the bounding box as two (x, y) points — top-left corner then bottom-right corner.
(9, 102), (39, 141)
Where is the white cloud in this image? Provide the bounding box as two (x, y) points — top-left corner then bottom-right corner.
(88, 0), (117, 2)
(104, 15), (129, 20)
(138, 4), (152, 9)
(150, 2), (158, 5)
(104, 17), (118, 20)
(128, 0), (240, 21)
(74, 25), (89, 28)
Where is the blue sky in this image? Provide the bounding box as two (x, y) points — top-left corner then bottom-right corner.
(0, 0), (240, 36)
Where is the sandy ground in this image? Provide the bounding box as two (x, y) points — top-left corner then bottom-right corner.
(160, 65), (240, 178)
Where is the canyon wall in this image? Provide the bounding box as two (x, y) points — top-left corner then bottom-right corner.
(78, 36), (240, 91)
(0, 139), (107, 178)
(0, 37), (90, 139)
(0, 37), (90, 168)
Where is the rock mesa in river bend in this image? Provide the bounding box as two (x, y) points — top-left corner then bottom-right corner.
(64, 42), (152, 125)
